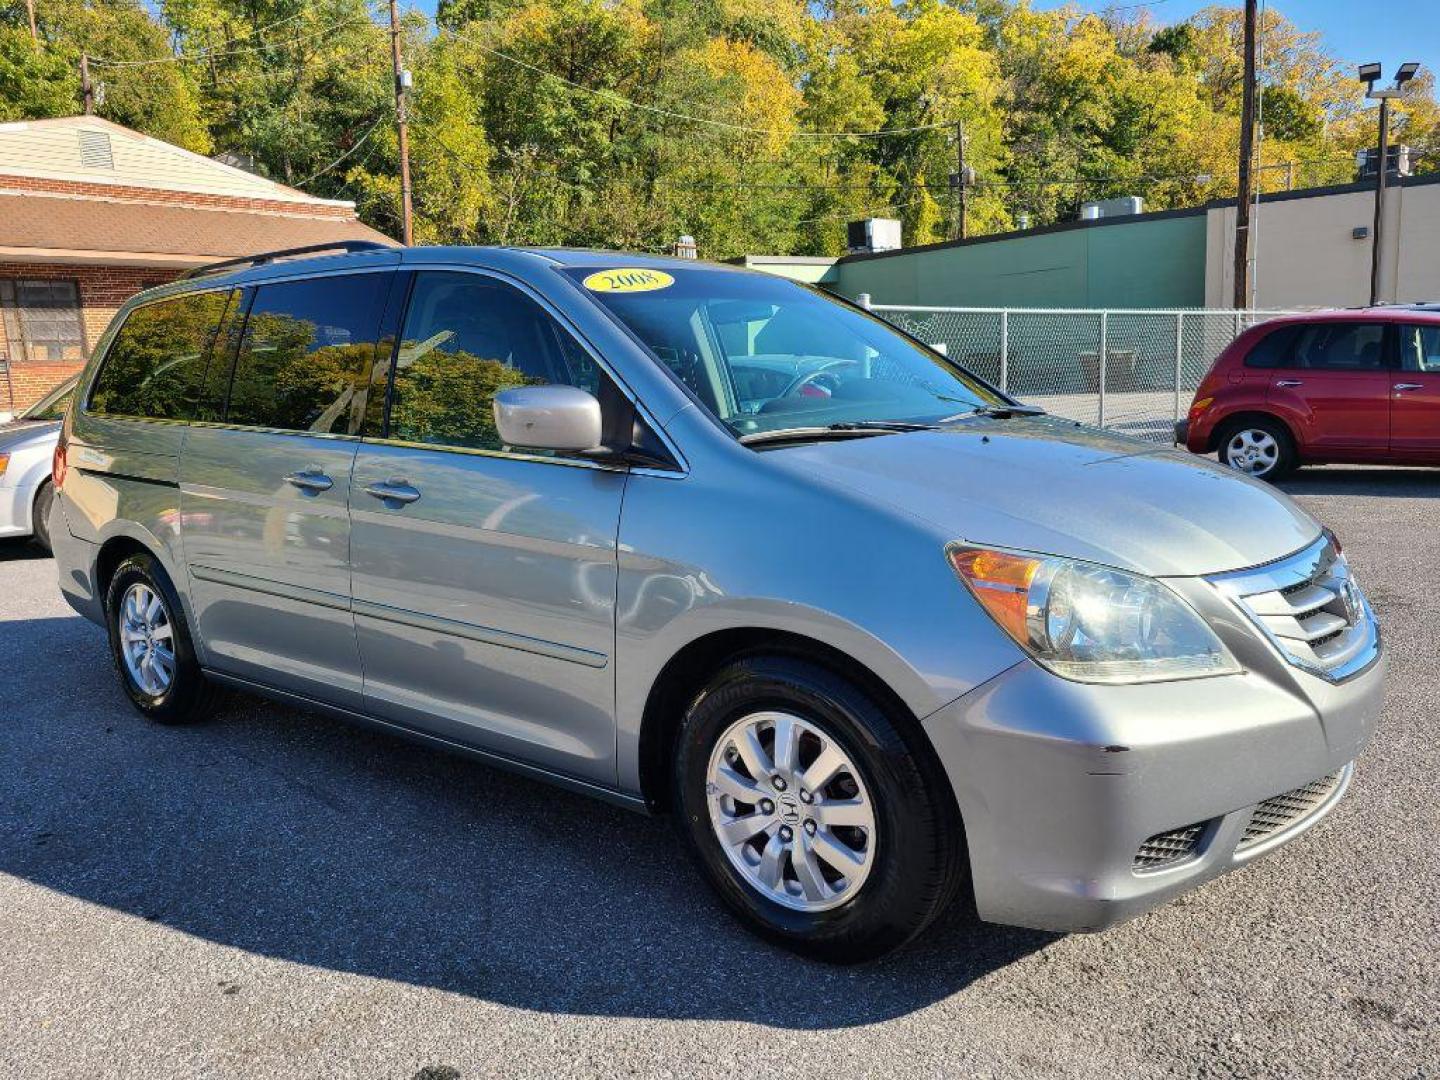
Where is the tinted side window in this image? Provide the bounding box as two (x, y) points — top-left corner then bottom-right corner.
(387, 272), (602, 452)
(88, 289), (235, 420)
(1400, 324), (1440, 373)
(1243, 325), (1297, 369)
(225, 273), (390, 434)
(1292, 323), (1386, 371)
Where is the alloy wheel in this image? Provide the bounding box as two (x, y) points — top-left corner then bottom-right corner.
(705, 710), (877, 912)
(118, 582), (175, 696)
(1225, 428), (1280, 476)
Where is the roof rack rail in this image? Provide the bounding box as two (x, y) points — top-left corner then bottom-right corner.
(179, 240), (394, 281)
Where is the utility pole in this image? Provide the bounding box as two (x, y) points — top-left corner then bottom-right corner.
(952, 120), (968, 241)
(25, 0), (38, 46)
(1232, 0), (1257, 310)
(387, 0), (414, 246)
(80, 54), (94, 115)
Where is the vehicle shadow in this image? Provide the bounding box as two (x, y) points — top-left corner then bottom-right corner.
(0, 614), (1052, 1029)
(1277, 466), (1440, 498)
(0, 538), (47, 561)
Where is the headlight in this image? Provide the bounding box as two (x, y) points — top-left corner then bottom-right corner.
(947, 546), (1240, 684)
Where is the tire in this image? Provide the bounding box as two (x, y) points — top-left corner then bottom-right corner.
(673, 655), (966, 963)
(1216, 416), (1297, 481)
(30, 481), (53, 553)
(104, 553), (219, 724)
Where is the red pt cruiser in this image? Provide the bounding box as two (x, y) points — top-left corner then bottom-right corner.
(1180, 305), (1440, 480)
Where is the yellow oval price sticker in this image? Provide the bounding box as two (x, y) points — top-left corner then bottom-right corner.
(582, 268), (675, 294)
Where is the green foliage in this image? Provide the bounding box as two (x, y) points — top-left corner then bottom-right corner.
(0, 25), (75, 120)
(5, 0), (1439, 254)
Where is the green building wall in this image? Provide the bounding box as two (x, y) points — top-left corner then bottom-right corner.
(829, 211), (1208, 309)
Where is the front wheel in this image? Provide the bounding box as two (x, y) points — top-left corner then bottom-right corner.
(674, 656), (966, 963)
(1217, 417), (1297, 481)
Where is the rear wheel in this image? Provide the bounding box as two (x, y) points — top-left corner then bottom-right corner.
(105, 553), (219, 724)
(30, 481), (53, 553)
(674, 655), (966, 963)
(1217, 417), (1297, 481)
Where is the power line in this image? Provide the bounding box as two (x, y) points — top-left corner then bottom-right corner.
(1090, 0), (1173, 14)
(88, 15), (370, 67)
(442, 25), (958, 139)
(293, 113), (389, 188)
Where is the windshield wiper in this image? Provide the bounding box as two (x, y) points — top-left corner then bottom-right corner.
(738, 420), (937, 446)
(944, 403), (1047, 421)
(826, 420), (938, 432)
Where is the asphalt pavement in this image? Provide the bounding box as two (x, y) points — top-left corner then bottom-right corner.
(1, 466), (1436, 1079)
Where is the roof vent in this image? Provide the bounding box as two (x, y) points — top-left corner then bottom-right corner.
(77, 130), (114, 170)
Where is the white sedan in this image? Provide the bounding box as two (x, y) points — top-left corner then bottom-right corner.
(0, 377), (75, 552)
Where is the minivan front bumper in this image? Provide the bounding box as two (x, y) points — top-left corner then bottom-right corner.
(922, 651), (1384, 932)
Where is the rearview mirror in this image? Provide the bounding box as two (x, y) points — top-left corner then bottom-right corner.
(493, 385), (603, 453)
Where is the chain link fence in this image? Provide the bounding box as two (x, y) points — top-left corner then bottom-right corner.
(868, 304), (1300, 442)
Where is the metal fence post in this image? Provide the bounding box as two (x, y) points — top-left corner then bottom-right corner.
(999, 310), (1009, 392)
(857, 292), (872, 311)
(1097, 311), (1108, 427)
(1173, 311), (1184, 439)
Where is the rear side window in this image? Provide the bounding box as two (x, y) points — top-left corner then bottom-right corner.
(1243, 325), (1298, 369)
(1291, 322), (1387, 371)
(385, 271), (601, 452)
(88, 290), (235, 420)
(224, 273), (391, 434)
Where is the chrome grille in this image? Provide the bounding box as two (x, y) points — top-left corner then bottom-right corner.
(1134, 822), (1207, 871)
(1209, 536), (1378, 682)
(1238, 769), (1346, 850)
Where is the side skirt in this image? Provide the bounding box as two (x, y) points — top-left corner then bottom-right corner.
(202, 668), (651, 815)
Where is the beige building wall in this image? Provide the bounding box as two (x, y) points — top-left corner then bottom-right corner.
(1206, 179), (1440, 309)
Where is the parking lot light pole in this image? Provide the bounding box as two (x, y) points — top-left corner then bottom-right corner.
(1360, 61), (1419, 306)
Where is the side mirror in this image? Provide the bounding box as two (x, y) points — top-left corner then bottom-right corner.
(493, 385), (603, 453)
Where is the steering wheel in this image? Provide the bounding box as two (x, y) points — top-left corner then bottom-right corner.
(778, 358), (860, 398)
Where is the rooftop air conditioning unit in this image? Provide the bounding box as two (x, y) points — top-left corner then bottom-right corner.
(1355, 145), (1413, 181)
(1080, 196), (1144, 220)
(846, 217), (903, 254)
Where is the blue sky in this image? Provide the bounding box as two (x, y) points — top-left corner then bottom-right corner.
(1049, 1), (1437, 77)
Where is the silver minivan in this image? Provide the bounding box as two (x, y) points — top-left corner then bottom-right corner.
(50, 243), (1384, 961)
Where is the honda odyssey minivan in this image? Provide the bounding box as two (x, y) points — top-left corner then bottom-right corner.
(51, 243), (1385, 961)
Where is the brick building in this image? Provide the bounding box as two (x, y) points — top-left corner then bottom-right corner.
(0, 116), (394, 417)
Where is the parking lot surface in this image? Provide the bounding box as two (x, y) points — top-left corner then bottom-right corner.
(1, 467), (1437, 1079)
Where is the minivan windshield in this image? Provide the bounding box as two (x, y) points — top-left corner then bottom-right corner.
(563, 267), (1003, 439)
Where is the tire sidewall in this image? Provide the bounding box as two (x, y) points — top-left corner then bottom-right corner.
(674, 656), (957, 960)
(1218, 418), (1295, 480)
(31, 482), (53, 552)
(104, 553), (207, 723)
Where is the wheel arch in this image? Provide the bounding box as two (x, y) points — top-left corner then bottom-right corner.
(635, 627), (956, 817)
(1207, 409), (1300, 455)
(95, 533), (158, 605)
(92, 527), (203, 653)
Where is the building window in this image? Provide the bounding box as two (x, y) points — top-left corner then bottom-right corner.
(0, 279), (88, 363)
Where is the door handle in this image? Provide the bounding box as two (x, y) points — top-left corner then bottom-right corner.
(364, 479), (421, 505)
(1394, 383), (1424, 391)
(1274, 379), (1303, 388)
(284, 470), (333, 493)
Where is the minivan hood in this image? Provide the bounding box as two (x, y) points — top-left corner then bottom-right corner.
(772, 416), (1319, 577)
